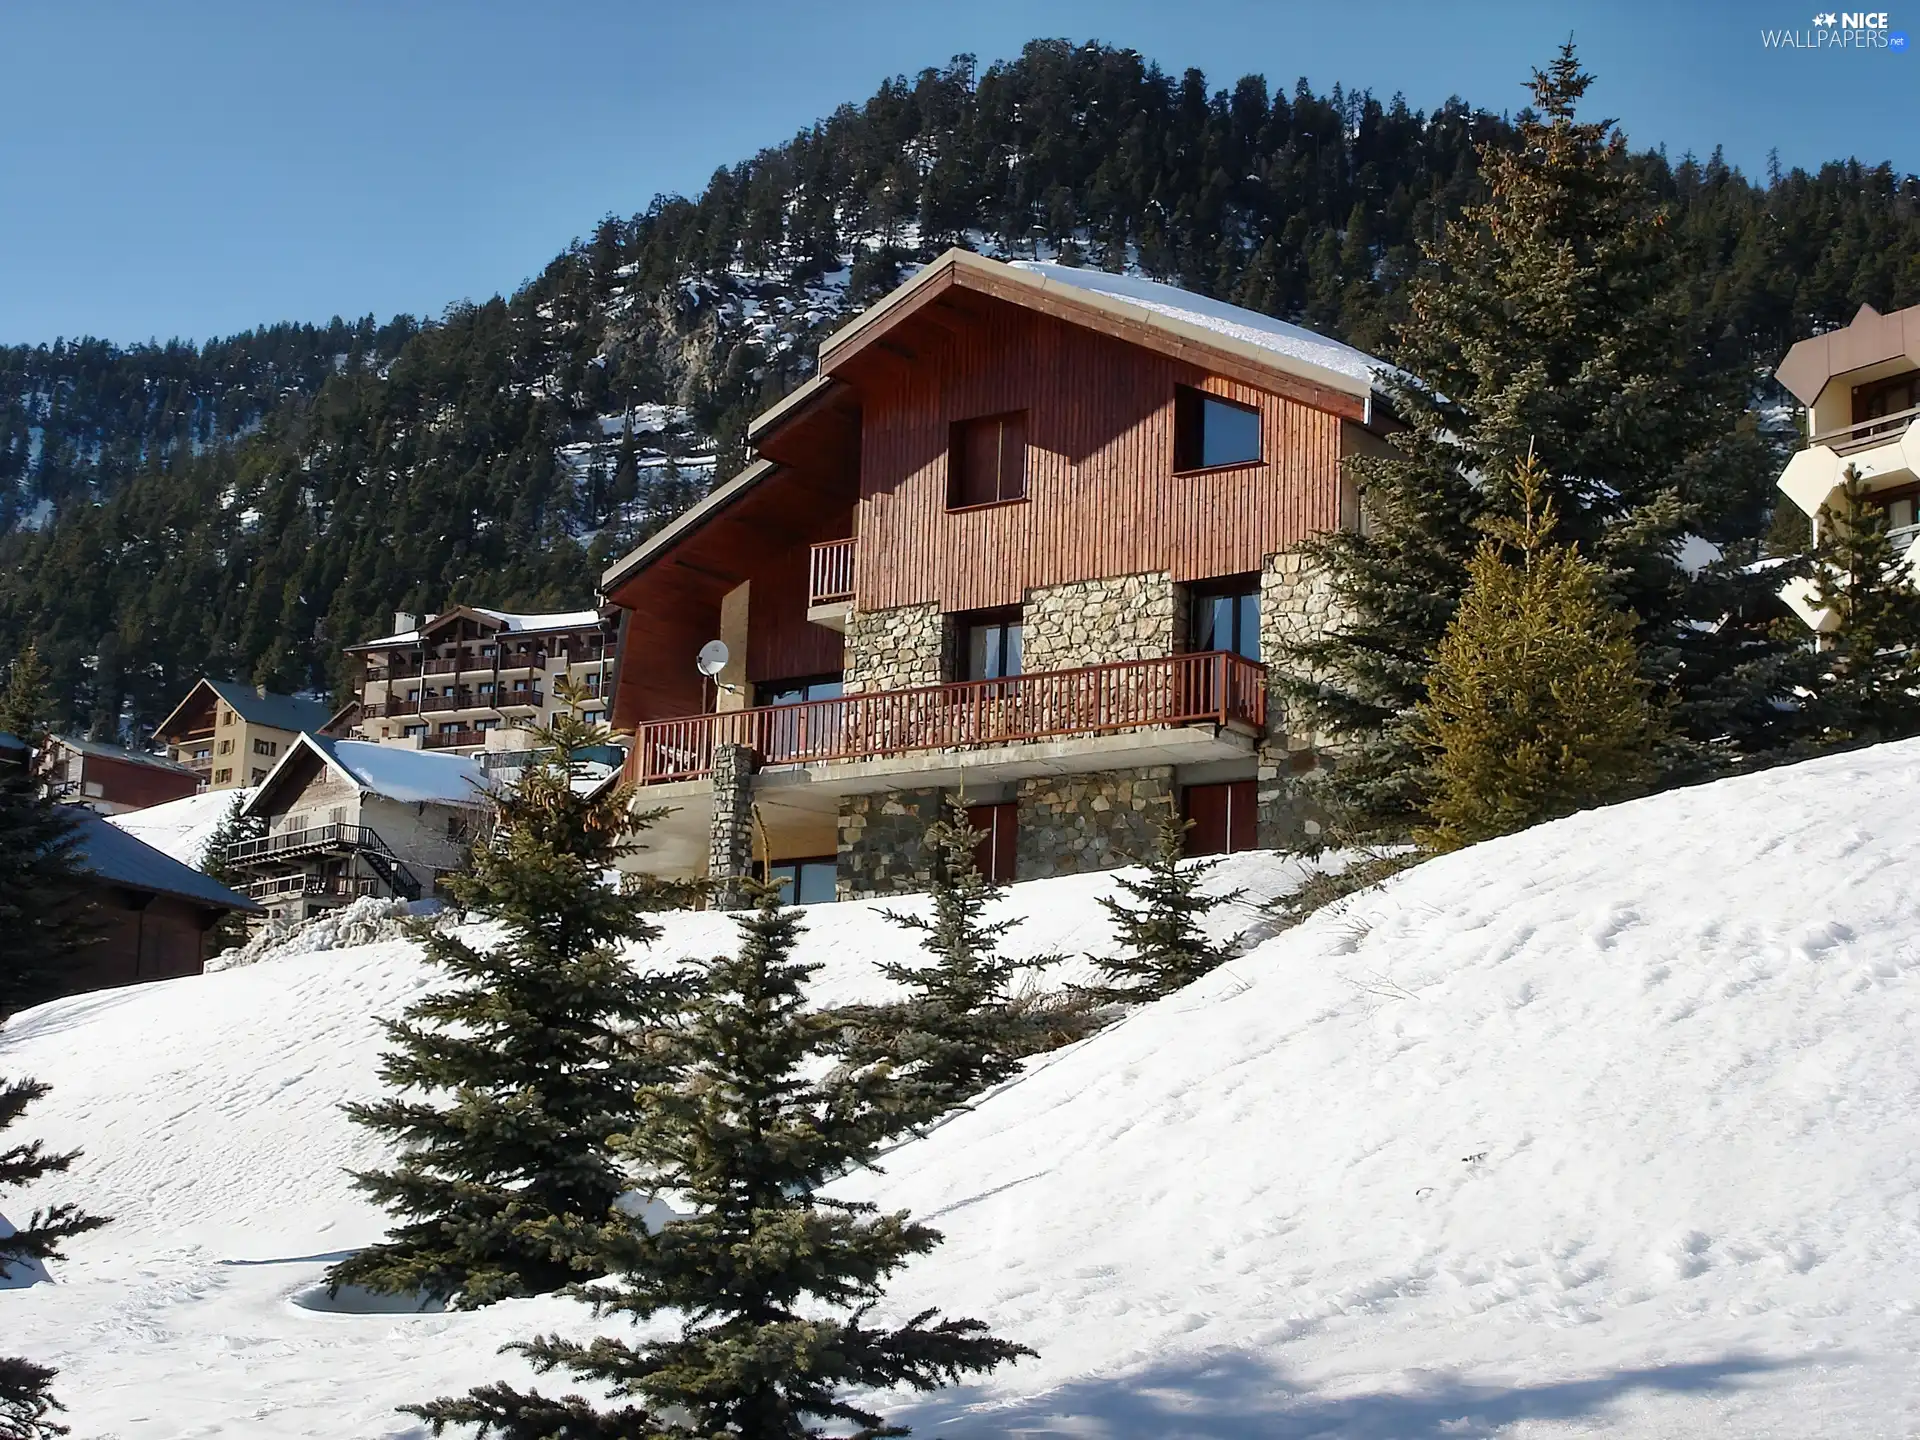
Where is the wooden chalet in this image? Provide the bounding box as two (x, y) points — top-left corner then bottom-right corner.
(599, 249), (1394, 902)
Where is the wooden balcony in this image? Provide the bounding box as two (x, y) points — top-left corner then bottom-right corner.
(808, 537), (855, 607)
(246, 873), (380, 902)
(625, 650), (1266, 784)
(422, 657), (461, 676)
(1811, 404), (1920, 456)
(424, 728), (487, 750)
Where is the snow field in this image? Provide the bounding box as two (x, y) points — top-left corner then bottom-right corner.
(8, 745), (1920, 1435)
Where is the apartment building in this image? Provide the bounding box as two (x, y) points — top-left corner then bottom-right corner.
(1773, 301), (1920, 631)
(153, 679), (337, 791)
(599, 249), (1392, 904)
(345, 606), (614, 756)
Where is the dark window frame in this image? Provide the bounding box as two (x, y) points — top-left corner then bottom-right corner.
(756, 855), (839, 906)
(947, 410), (1030, 510)
(756, 673), (845, 708)
(1173, 385), (1263, 474)
(956, 608), (1024, 683)
(1185, 574), (1262, 663)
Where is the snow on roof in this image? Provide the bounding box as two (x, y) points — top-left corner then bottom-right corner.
(1009, 260), (1393, 389)
(359, 607), (602, 647)
(47, 735), (196, 774)
(311, 737), (489, 807)
(106, 787), (256, 869)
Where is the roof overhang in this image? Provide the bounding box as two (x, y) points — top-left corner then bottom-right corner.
(598, 456), (782, 595)
(1777, 302), (1920, 407)
(153, 678), (220, 741)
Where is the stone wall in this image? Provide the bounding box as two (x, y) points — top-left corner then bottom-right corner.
(1015, 766), (1175, 879)
(836, 787), (944, 899)
(1021, 572), (1177, 673)
(843, 603), (948, 694)
(1256, 547), (1347, 847)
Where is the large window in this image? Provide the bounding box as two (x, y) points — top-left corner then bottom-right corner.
(948, 411), (1028, 508)
(1853, 373), (1920, 429)
(761, 856), (838, 905)
(1174, 385), (1262, 472)
(1877, 490), (1920, 539)
(961, 612), (1023, 681)
(757, 674), (844, 707)
(1188, 578), (1261, 662)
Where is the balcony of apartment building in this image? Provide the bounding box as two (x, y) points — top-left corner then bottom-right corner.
(225, 822), (422, 901)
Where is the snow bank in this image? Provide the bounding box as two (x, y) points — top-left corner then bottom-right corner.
(105, 787), (254, 869)
(7, 747), (1920, 1435)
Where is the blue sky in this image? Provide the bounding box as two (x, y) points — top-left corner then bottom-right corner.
(1, 0), (1911, 346)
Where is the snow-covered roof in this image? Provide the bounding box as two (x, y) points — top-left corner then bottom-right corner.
(1008, 260), (1393, 389)
(245, 735), (488, 815)
(46, 735), (196, 775)
(107, 787), (257, 869)
(357, 607), (602, 648)
(69, 809), (261, 913)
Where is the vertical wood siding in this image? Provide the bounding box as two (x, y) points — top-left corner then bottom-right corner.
(854, 308), (1344, 614)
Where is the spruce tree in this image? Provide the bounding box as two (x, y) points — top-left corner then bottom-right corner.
(0, 643), (50, 746)
(198, 794), (267, 948)
(1807, 468), (1920, 745)
(408, 883), (1031, 1438)
(0, 771), (94, 1019)
(1081, 810), (1244, 1005)
(840, 796), (1057, 1130)
(1, 1076), (109, 1440)
(327, 697), (684, 1308)
(1413, 455), (1665, 851)
(1282, 42), (1797, 845)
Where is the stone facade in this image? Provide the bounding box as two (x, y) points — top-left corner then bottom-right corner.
(1255, 547), (1348, 846)
(1015, 766), (1175, 879)
(707, 743), (758, 910)
(842, 603), (949, 694)
(836, 787), (945, 899)
(1021, 571), (1179, 672)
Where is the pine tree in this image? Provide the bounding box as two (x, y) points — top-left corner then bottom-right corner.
(0, 771), (94, 1020)
(1, 1076), (109, 1440)
(0, 643), (50, 746)
(1807, 468), (1920, 745)
(1081, 810), (1244, 1004)
(840, 797), (1057, 1131)
(1413, 455), (1665, 851)
(1281, 42), (1797, 846)
(326, 695), (684, 1308)
(198, 794), (267, 949)
(408, 882), (1032, 1438)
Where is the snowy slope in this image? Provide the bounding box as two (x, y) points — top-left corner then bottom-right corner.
(8, 747), (1920, 1436)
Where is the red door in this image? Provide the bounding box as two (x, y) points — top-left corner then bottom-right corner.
(967, 802), (1018, 883)
(1181, 781), (1256, 856)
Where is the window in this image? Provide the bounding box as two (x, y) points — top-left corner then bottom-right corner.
(214, 768), (233, 784)
(760, 856), (838, 905)
(1183, 781), (1257, 856)
(1853, 372), (1920, 432)
(329, 806), (348, 827)
(439, 722), (462, 735)
(948, 410), (1028, 508)
(1174, 386), (1262, 472)
(447, 814), (470, 843)
(1187, 577), (1261, 661)
(407, 688), (420, 703)
(252, 738), (277, 757)
(478, 682), (495, 697)
(475, 718), (499, 732)
(220, 710), (234, 727)
(961, 612), (1023, 681)
(967, 802), (1018, 884)
(216, 739), (233, 756)
(757, 675), (844, 707)
(1876, 491), (1919, 538)
(250, 768), (267, 784)
(480, 644), (495, 658)
(403, 724), (427, 740)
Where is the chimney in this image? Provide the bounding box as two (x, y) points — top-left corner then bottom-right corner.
(394, 610), (417, 634)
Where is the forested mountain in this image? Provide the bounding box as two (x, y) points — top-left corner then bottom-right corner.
(4, 39), (1920, 739)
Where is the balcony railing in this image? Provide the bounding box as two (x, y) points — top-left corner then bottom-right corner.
(424, 729), (488, 750)
(1810, 405), (1920, 456)
(246, 874), (380, 902)
(808, 538), (855, 607)
(626, 650), (1266, 784)
(498, 690), (545, 709)
(226, 822), (388, 867)
(422, 657), (460, 676)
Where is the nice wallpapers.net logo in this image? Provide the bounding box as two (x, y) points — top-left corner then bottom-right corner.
(1761, 10), (1910, 47)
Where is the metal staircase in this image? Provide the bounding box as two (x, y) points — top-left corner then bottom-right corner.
(355, 828), (423, 902)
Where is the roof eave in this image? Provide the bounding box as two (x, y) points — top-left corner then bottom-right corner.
(598, 457), (780, 596)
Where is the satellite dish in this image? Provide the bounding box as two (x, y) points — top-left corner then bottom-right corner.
(695, 640), (730, 677)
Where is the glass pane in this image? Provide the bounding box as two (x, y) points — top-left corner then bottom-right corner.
(1201, 397), (1262, 468)
(767, 863), (798, 899)
(1003, 623), (1022, 676)
(1234, 594), (1261, 660)
(966, 625), (995, 680)
(805, 679), (843, 701)
(795, 861), (838, 905)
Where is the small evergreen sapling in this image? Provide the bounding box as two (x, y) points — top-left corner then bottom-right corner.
(1, 1076), (109, 1439)
(327, 695), (683, 1308)
(409, 882), (1032, 1438)
(843, 796), (1059, 1130)
(1082, 809), (1244, 1004)
(0, 643), (50, 748)
(1414, 455), (1664, 851)
(1808, 467), (1920, 745)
